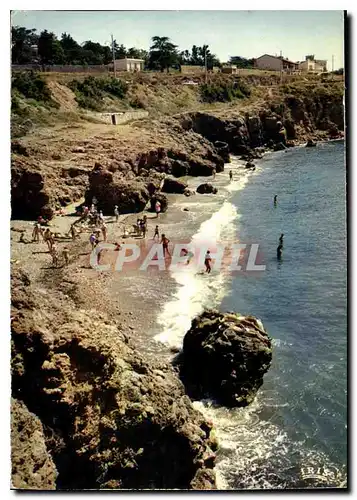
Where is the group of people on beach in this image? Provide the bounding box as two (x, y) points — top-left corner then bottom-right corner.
(31, 220), (69, 267)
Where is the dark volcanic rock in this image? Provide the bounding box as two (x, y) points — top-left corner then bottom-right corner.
(85, 164), (150, 214)
(11, 398), (58, 489)
(178, 309), (272, 407)
(196, 183), (218, 195)
(11, 270), (217, 490)
(162, 176), (188, 194)
(149, 192), (168, 213)
(273, 142), (287, 151)
(306, 139), (317, 147)
(171, 159), (190, 177)
(214, 141), (230, 163)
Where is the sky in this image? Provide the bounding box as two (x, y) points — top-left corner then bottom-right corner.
(11, 10), (345, 70)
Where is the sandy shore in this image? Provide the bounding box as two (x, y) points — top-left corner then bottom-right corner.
(10, 155), (253, 359)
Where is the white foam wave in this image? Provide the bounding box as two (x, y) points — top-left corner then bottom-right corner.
(154, 201), (238, 347)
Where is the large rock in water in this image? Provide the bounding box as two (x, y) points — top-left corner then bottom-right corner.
(11, 269), (217, 490)
(179, 309), (272, 407)
(196, 183), (218, 195)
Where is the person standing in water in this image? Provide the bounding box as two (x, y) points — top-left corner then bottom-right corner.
(277, 243), (283, 260)
(229, 170), (233, 182)
(279, 233), (284, 246)
(161, 234), (170, 257)
(274, 195), (278, 206)
(212, 168), (216, 179)
(204, 250), (212, 274)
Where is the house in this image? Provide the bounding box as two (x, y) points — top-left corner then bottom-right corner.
(221, 65), (238, 74)
(255, 54), (299, 72)
(298, 55), (327, 73)
(114, 58), (145, 72)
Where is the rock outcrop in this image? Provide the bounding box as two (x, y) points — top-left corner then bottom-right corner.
(162, 176), (188, 194)
(196, 184), (218, 195)
(11, 270), (216, 490)
(11, 398), (58, 490)
(177, 309), (273, 407)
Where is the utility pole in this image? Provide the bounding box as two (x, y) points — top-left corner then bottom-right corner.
(111, 34), (116, 78)
(280, 50), (283, 84)
(204, 46), (208, 84)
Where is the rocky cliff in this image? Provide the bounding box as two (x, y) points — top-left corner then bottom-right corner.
(10, 79), (344, 219)
(11, 269), (217, 490)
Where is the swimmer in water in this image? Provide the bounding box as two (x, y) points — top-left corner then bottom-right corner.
(274, 195), (278, 206)
(279, 233), (284, 246)
(277, 243), (283, 260)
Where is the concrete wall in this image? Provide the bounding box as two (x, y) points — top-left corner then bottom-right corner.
(100, 110), (149, 125)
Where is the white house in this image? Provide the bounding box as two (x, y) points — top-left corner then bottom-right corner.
(114, 58), (145, 72)
(255, 54), (299, 72)
(298, 55), (327, 73)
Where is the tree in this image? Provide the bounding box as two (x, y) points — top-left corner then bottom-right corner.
(229, 56), (255, 68)
(60, 32), (84, 64)
(38, 30), (65, 66)
(148, 36), (178, 72)
(11, 26), (39, 64)
(113, 41), (127, 59)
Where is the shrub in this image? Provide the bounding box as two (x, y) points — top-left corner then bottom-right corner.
(200, 79), (250, 103)
(11, 71), (58, 107)
(68, 76), (129, 110)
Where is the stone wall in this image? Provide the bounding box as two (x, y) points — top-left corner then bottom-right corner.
(100, 110), (149, 125)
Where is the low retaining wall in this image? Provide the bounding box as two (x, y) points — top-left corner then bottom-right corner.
(100, 111), (149, 125)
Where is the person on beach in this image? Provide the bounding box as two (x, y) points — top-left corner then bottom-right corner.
(155, 201), (161, 218)
(43, 228), (53, 251)
(161, 234), (170, 257)
(153, 225), (160, 240)
(204, 250), (212, 274)
(182, 248), (194, 265)
(70, 224), (77, 241)
(141, 220), (147, 239)
(229, 170), (233, 182)
(114, 242), (122, 251)
(212, 168), (216, 179)
(32, 222), (41, 242)
(274, 195), (278, 206)
(102, 223), (107, 242)
(89, 232), (97, 250)
(277, 243), (283, 260)
(51, 244), (58, 267)
(114, 205), (119, 222)
(123, 226), (129, 238)
(62, 247), (69, 266)
(279, 233), (284, 246)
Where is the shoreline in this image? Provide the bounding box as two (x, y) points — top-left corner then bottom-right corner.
(11, 137), (343, 356)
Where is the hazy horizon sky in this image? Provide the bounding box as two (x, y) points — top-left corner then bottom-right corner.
(11, 10), (345, 70)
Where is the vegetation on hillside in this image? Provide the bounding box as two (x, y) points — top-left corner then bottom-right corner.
(68, 76), (128, 110)
(200, 79), (251, 103)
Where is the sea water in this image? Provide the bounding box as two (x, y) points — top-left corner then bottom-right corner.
(153, 141), (347, 489)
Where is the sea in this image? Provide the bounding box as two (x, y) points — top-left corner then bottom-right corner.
(113, 140), (347, 489)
